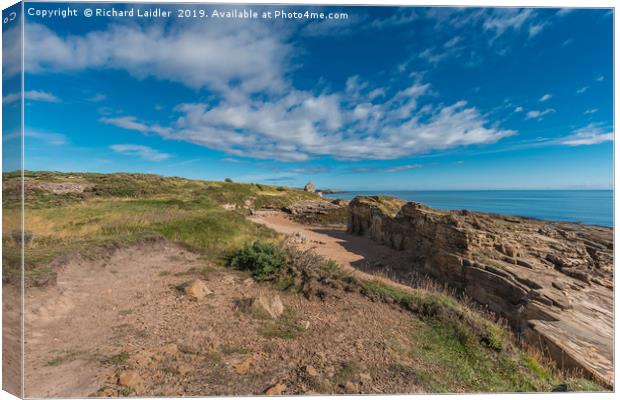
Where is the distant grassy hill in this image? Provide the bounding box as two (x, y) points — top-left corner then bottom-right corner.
(2, 171), (320, 284)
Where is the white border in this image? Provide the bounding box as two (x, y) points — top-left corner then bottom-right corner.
(0, 1), (616, 400)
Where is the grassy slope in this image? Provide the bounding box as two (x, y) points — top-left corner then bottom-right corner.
(2, 171), (604, 393)
(2, 171), (318, 282)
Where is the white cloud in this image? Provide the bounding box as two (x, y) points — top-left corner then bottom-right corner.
(100, 116), (171, 136)
(301, 14), (365, 37)
(350, 164), (424, 173)
(576, 86), (589, 94)
(110, 144), (172, 161)
(4, 90), (60, 104)
(222, 157), (244, 163)
(301, 9), (418, 37)
(561, 38), (574, 47)
(104, 76), (514, 162)
(560, 124), (613, 146)
(3, 93), (20, 104)
(25, 21), (290, 94)
(27, 17), (515, 163)
(3, 25), (21, 78)
(426, 8), (544, 44)
(596, 75), (605, 82)
(526, 108), (555, 119)
(539, 93), (552, 102)
(23, 129), (68, 145)
(528, 22), (547, 38)
(514, 106), (524, 112)
(556, 9), (574, 17)
(482, 8), (534, 38)
(88, 93), (106, 102)
(419, 47), (452, 64)
(584, 108), (598, 114)
(383, 164), (423, 173)
(25, 90), (60, 102)
(443, 36), (463, 48)
(369, 9), (419, 30)
(101, 116), (151, 133)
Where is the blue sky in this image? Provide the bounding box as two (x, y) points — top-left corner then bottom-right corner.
(4, 4), (614, 190)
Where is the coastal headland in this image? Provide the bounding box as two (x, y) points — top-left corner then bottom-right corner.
(2, 172), (611, 396)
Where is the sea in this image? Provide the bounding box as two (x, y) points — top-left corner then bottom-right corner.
(324, 190), (613, 227)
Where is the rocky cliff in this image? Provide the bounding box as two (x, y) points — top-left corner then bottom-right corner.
(347, 196), (613, 387)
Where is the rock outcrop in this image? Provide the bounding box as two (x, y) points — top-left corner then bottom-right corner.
(283, 199), (349, 225)
(347, 196), (613, 387)
(182, 279), (212, 301)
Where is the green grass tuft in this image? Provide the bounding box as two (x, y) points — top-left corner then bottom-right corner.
(261, 308), (306, 339)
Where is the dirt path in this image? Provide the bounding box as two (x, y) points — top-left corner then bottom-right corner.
(22, 238), (427, 397)
(23, 242), (208, 397)
(248, 211), (418, 287)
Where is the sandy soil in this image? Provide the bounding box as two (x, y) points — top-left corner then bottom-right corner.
(248, 211), (421, 287)
(22, 237), (429, 397)
(3, 283), (23, 397)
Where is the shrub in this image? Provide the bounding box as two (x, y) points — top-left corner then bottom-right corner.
(224, 178), (233, 183)
(226, 241), (287, 280)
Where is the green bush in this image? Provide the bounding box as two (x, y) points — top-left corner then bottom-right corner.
(226, 241), (287, 280)
(224, 178), (233, 183)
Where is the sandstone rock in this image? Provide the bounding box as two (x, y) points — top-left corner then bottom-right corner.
(254, 293), (284, 319)
(118, 371), (143, 390)
(284, 200), (340, 215)
(265, 383), (287, 395)
(183, 279), (212, 300)
(552, 281), (566, 291)
(177, 364), (193, 376)
(344, 381), (358, 392)
(347, 195), (613, 386)
(283, 199), (347, 225)
(305, 365), (318, 377)
(289, 232), (307, 244)
(234, 355), (254, 375)
(359, 372), (372, 384)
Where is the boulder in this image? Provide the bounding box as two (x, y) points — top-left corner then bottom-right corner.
(118, 371), (144, 391)
(183, 279), (212, 300)
(305, 365), (319, 377)
(265, 383), (287, 395)
(177, 364), (193, 376)
(254, 293), (284, 319)
(234, 355), (255, 375)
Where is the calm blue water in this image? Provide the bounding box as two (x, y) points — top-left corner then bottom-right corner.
(325, 190), (613, 227)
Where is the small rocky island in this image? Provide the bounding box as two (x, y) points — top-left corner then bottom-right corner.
(346, 196), (613, 386)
